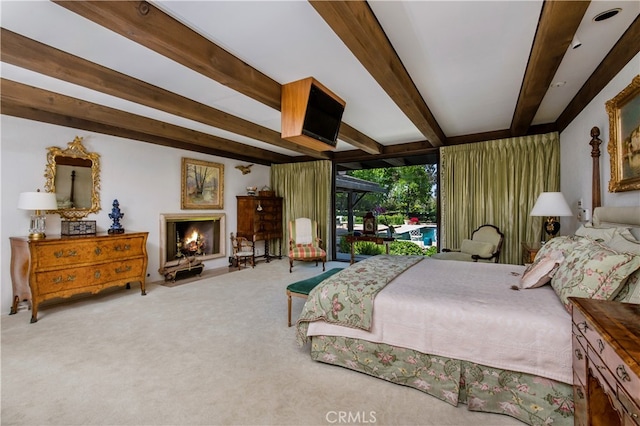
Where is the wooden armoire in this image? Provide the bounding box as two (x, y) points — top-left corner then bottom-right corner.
(236, 195), (283, 264)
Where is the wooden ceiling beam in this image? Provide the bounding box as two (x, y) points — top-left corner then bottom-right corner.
(510, 0), (590, 135)
(53, 0), (382, 155)
(1, 79), (292, 165)
(0, 28), (328, 160)
(310, 0), (445, 147)
(2, 104), (273, 165)
(383, 158), (407, 167)
(333, 141), (438, 164)
(556, 14), (640, 132)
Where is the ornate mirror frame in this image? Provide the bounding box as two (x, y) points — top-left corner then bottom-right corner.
(44, 136), (101, 220)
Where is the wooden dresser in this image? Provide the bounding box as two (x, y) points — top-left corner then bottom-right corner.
(236, 195), (283, 263)
(9, 232), (148, 323)
(571, 297), (640, 426)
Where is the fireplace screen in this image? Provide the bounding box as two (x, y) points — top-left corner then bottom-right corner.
(160, 214), (226, 264)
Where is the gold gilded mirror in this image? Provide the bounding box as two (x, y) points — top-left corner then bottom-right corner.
(44, 136), (101, 220)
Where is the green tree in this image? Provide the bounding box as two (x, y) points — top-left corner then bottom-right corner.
(349, 164), (437, 222)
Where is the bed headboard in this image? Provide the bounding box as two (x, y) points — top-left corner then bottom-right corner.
(592, 206), (640, 228)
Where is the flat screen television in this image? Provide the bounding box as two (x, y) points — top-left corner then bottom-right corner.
(301, 84), (344, 147)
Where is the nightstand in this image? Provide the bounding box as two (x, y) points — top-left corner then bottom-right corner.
(521, 242), (541, 265)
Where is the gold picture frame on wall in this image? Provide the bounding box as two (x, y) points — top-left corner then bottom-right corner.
(606, 74), (640, 193)
(181, 158), (224, 209)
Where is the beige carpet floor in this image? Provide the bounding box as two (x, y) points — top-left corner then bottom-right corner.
(1, 259), (520, 426)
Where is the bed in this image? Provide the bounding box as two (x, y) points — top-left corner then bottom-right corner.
(295, 130), (640, 426)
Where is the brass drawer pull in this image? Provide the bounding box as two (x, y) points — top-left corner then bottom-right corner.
(94, 270), (101, 279)
(54, 250), (77, 258)
(115, 265), (132, 274)
(53, 275), (76, 283)
(616, 365), (630, 382)
(94, 247), (102, 256)
(114, 244), (131, 252)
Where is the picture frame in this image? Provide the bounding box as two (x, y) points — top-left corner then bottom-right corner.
(181, 158), (224, 209)
(606, 75), (640, 193)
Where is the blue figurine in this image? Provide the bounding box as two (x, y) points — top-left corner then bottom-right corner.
(108, 199), (125, 234)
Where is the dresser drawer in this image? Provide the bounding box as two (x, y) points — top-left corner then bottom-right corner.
(572, 324), (588, 382)
(586, 336), (640, 407)
(33, 236), (146, 269)
(34, 257), (145, 295)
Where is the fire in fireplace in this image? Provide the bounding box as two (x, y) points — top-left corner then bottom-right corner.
(160, 213), (226, 267)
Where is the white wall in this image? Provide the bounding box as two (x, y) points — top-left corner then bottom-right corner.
(1, 116), (271, 315)
(560, 53), (640, 233)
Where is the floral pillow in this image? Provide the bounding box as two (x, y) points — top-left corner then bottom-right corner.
(551, 239), (640, 312)
(532, 235), (586, 263)
(614, 269), (640, 304)
(520, 252), (564, 289)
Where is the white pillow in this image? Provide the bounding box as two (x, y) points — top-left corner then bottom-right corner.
(460, 239), (494, 258)
(520, 252), (564, 289)
(574, 225), (617, 242)
(607, 232), (640, 255)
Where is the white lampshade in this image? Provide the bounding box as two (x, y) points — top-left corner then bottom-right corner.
(17, 191), (58, 211)
(530, 192), (572, 217)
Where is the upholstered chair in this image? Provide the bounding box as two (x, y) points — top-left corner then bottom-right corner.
(288, 218), (326, 273)
(432, 224), (504, 263)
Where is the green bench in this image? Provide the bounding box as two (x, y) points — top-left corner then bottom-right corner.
(286, 268), (343, 327)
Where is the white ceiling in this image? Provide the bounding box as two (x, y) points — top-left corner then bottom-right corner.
(1, 1), (638, 160)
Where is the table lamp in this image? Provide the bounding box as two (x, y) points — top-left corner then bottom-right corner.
(18, 190), (58, 239)
(530, 192), (572, 239)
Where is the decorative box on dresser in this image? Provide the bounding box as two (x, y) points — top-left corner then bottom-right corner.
(9, 232), (148, 323)
(236, 195), (283, 264)
(571, 297), (640, 426)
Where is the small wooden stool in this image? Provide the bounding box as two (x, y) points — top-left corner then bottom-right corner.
(286, 268), (343, 327)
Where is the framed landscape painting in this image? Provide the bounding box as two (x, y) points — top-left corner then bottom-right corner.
(606, 75), (640, 193)
(181, 158), (224, 209)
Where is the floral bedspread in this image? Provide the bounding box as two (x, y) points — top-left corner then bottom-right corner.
(296, 255), (423, 345)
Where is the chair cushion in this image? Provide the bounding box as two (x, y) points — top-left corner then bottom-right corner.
(293, 218), (313, 245)
(289, 244), (326, 258)
(431, 251), (475, 262)
(460, 239), (494, 257)
(287, 268), (343, 295)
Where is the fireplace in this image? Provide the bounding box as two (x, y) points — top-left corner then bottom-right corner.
(159, 213), (226, 269)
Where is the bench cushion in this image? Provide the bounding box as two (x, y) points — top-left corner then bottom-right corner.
(287, 268), (343, 295)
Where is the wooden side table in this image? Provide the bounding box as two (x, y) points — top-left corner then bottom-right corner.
(344, 235), (394, 264)
(521, 241), (541, 265)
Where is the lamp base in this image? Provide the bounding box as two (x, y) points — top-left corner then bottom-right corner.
(28, 213), (47, 239)
(544, 216), (561, 238)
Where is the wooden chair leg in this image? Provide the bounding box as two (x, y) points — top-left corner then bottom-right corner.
(287, 291), (292, 327)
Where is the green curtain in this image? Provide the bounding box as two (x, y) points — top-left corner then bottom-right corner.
(440, 132), (560, 265)
(271, 160), (333, 257)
